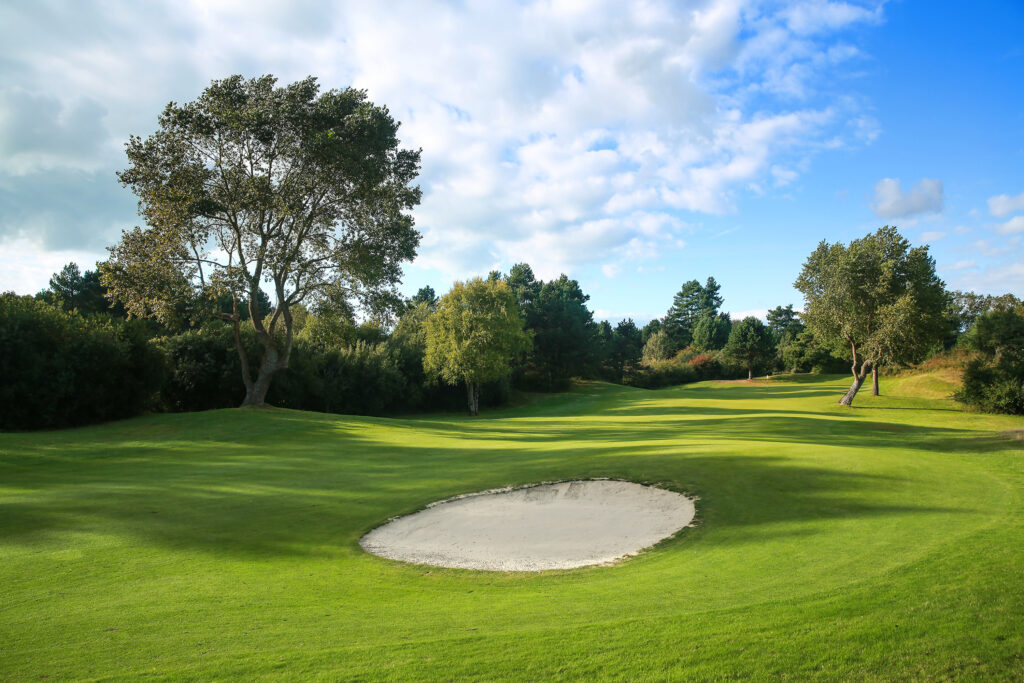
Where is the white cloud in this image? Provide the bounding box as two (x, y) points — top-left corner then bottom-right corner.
(782, 1), (884, 36)
(0, 237), (107, 293)
(996, 216), (1024, 235)
(953, 261), (1024, 296)
(920, 231), (946, 242)
(871, 178), (943, 218)
(988, 191), (1024, 218)
(945, 260), (977, 271)
(0, 0), (886, 282)
(601, 263), (622, 278)
(971, 239), (1013, 257)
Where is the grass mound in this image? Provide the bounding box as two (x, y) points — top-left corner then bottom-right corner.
(1, 375), (1022, 679)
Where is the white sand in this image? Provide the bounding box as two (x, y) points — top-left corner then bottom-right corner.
(359, 480), (696, 571)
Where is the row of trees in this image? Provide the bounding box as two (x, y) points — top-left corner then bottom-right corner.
(6, 233), (1022, 430)
(5, 74), (1021, 428)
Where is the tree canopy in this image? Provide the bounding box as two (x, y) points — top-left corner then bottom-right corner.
(101, 74), (421, 406)
(723, 316), (774, 379)
(423, 278), (531, 415)
(664, 277), (723, 348)
(794, 225), (947, 405)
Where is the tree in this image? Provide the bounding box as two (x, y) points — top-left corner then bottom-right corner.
(409, 285), (438, 309)
(607, 318), (643, 381)
(794, 226), (947, 405)
(691, 312), (732, 351)
(641, 318), (662, 344)
(506, 262), (542, 312)
(955, 309), (1024, 415)
(766, 305), (803, 340)
(723, 317), (774, 379)
(423, 278), (531, 415)
(527, 274), (598, 390)
(641, 329), (675, 364)
(102, 75), (421, 407)
(42, 262), (122, 317)
(664, 277), (723, 348)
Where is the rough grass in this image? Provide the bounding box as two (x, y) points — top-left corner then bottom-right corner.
(1, 374), (1023, 680)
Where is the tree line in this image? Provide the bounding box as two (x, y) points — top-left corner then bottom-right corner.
(2, 74), (1021, 429)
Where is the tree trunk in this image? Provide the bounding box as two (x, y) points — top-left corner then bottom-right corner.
(241, 346), (280, 407)
(747, 366), (753, 380)
(839, 360), (871, 406)
(466, 381), (479, 416)
(872, 366), (880, 396)
(236, 292), (294, 408)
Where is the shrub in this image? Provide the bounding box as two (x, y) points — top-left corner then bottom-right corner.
(955, 357), (1024, 415)
(0, 294), (163, 430)
(153, 323), (257, 412)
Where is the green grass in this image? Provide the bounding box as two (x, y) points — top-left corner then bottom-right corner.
(2, 374), (1023, 680)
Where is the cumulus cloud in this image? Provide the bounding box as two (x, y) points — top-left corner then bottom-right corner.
(1, 0), (886, 281)
(871, 178), (943, 218)
(988, 191), (1024, 218)
(996, 216), (1024, 235)
(919, 231), (946, 242)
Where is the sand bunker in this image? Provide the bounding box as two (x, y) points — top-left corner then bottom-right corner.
(359, 480), (696, 571)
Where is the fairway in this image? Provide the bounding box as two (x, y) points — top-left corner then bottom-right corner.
(2, 374), (1023, 680)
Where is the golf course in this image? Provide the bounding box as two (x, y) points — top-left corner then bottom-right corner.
(2, 372), (1022, 680)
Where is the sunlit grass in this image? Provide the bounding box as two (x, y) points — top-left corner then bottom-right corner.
(1, 374), (1022, 680)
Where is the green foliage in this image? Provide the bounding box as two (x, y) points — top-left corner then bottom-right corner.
(691, 312), (732, 351)
(603, 318), (643, 382)
(625, 346), (744, 388)
(663, 277), (723, 348)
(723, 316), (775, 378)
(423, 278), (531, 390)
(296, 312), (358, 352)
(409, 286), (438, 309)
(795, 226), (947, 403)
(271, 341), (410, 416)
(766, 304), (803, 340)
(954, 309), (1024, 414)
(103, 74), (421, 405)
(41, 262), (122, 316)
(522, 274), (598, 390)
(153, 324), (255, 412)
(641, 329), (675, 363)
(0, 294), (163, 430)
(640, 318), (662, 343)
(795, 226), (947, 370)
(778, 329), (846, 374)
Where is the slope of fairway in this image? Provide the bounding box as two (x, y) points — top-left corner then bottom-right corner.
(1, 375), (1022, 680)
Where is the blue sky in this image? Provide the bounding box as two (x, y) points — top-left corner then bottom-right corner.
(1, 0), (1021, 323)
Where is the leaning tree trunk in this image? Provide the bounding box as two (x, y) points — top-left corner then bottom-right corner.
(872, 366), (880, 396)
(839, 360), (872, 406)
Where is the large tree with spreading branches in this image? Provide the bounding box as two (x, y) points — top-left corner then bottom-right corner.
(102, 75), (421, 406)
(794, 226), (947, 406)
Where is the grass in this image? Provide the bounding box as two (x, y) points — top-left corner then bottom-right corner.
(1, 374), (1023, 680)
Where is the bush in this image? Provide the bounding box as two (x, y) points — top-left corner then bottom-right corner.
(0, 294), (163, 430)
(953, 309), (1024, 415)
(955, 357), (1024, 415)
(154, 323), (258, 411)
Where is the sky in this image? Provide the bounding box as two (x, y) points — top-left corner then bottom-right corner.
(1, 0), (1022, 323)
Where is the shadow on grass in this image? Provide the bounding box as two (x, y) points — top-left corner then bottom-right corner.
(0, 404), (978, 559)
